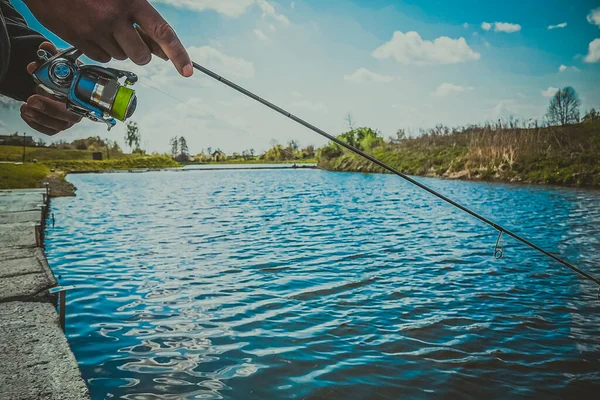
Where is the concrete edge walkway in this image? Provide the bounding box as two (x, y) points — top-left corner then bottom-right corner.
(0, 188), (90, 400)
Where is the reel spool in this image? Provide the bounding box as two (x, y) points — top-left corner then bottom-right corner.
(32, 47), (138, 130)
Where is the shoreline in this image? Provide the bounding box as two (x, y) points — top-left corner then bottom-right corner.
(45, 163), (600, 197)
(317, 164), (600, 190)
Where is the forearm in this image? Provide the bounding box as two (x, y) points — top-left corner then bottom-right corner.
(0, 0), (46, 101)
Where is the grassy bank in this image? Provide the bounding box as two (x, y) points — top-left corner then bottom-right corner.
(1, 143), (180, 194)
(42, 155), (179, 172)
(318, 123), (600, 187)
(0, 163), (51, 190)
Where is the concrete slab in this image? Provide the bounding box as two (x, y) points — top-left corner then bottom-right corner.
(0, 248), (57, 304)
(0, 255), (43, 277)
(0, 210), (42, 224)
(0, 247), (38, 261)
(0, 191), (44, 213)
(0, 271), (57, 303)
(0, 302), (90, 400)
(0, 189), (89, 399)
(0, 223), (38, 248)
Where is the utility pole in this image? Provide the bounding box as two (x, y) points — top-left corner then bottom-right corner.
(22, 132), (26, 162)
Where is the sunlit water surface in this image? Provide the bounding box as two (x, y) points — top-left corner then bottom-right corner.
(46, 169), (600, 399)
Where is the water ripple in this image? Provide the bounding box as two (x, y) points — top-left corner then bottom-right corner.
(45, 170), (600, 399)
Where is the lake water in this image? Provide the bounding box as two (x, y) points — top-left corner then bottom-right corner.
(45, 168), (600, 399)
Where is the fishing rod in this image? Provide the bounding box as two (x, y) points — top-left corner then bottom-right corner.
(190, 61), (600, 290)
(30, 47), (599, 290)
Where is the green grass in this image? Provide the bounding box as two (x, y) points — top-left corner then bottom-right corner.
(0, 145), (99, 162)
(0, 163), (51, 189)
(318, 123), (600, 188)
(0, 145), (143, 162)
(41, 156), (180, 171)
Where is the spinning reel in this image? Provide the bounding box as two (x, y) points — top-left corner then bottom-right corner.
(32, 47), (138, 130)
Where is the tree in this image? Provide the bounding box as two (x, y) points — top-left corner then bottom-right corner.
(125, 121), (141, 152)
(304, 145), (315, 158)
(583, 108), (600, 124)
(390, 129), (407, 145)
(287, 140), (299, 153)
(178, 136), (189, 156)
(547, 86), (581, 126)
(170, 136), (179, 159)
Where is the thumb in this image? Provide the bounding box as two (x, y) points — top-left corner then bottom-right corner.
(28, 41), (59, 75)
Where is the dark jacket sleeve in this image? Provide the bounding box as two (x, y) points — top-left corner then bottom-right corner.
(0, 0), (46, 101)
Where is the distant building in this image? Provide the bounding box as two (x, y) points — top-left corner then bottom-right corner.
(0, 134), (35, 146)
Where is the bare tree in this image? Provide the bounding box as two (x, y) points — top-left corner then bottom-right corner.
(547, 86), (581, 126)
(170, 136), (179, 159)
(345, 113), (355, 130)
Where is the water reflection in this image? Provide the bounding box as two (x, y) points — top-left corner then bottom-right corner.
(46, 169), (600, 399)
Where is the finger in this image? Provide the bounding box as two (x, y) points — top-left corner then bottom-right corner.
(27, 61), (38, 75)
(27, 95), (82, 124)
(20, 105), (61, 136)
(97, 36), (128, 61)
(136, 26), (168, 60)
(39, 41), (58, 55)
(114, 25), (152, 65)
(27, 42), (59, 75)
(21, 106), (75, 132)
(133, 3), (192, 76)
(23, 118), (60, 136)
(78, 42), (111, 63)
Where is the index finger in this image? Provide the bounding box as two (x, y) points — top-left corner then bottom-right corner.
(132, 2), (193, 77)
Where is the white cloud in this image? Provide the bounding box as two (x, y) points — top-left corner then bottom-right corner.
(558, 64), (579, 72)
(256, 0), (290, 24)
(548, 22), (567, 30)
(541, 87), (559, 98)
(343, 68), (394, 84)
(0, 96), (20, 110)
(584, 38), (600, 63)
(463, 23), (469, 29)
(494, 22), (521, 33)
(151, 0), (289, 23)
(188, 46), (255, 78)
(254, 29), (268, 40)
(482, 22), (521, 33)
(588, 7), (600, 27)
(372, 31), (480, 65)
(434, 83), (473, 97)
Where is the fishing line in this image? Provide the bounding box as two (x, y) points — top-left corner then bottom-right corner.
(187, 61), (600, 290)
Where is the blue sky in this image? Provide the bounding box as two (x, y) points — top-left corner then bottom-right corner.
(2, 0), (600, 154)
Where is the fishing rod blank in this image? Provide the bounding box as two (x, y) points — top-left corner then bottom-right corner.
(191, 61), (600, 289)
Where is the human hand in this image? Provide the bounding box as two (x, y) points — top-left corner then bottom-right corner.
(20, 42), (82, 136)
(22, 0), (192, 77)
